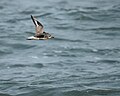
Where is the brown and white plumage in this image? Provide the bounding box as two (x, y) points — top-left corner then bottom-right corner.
(31, 15), (43, 36)
(27, 15), (54, 40)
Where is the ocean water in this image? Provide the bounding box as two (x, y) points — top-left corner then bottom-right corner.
(0, 0), (120, 96)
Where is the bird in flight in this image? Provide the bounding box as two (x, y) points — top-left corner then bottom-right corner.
(27, 15), (54, 40)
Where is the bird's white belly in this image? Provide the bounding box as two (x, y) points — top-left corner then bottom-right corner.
(27, 36), (40, 40)
(27, 36), (48, 40)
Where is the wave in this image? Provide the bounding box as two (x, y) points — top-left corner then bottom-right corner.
(0, 49), (13, 56)
(54, 37), (83, 43)
(9, 43), (36, 50)
(0, 93), (12, 96)
(93, 48), (120, 55)
(9, 63), (44, 69)
(63, 88), (120, 96)
(9, 64), (28, 68)
(96, 59), (120, 64)
(9, 87), (120, 96)
(91, 27), (120, 31)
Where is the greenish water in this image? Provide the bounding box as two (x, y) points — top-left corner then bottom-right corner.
(0, 0), (120, 96)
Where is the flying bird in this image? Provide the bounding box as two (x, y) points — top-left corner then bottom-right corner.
(27, 15), (54, 40)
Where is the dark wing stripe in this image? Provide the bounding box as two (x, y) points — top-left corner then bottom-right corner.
(31, 15), (44, 36)
(31, 15), (37, 26)
(31, 15), (43, 28)
(37, 21), (43, 28)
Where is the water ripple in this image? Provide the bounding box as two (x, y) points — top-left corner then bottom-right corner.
(0, 49), (13, 56)
(0, 93), (12, 96)
(54, 37), (83, 43)
(0, 0), (120, 96)
(10, 43), (36, 50)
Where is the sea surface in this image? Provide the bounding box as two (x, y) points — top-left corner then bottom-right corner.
(0, 0), (120, 96)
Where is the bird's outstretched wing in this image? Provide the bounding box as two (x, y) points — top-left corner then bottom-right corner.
(31, 15), (44, 36)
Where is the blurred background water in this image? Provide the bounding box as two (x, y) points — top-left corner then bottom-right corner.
(0, 0), (120, 96)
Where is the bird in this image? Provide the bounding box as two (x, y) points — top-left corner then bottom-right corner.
(27, 15), (54, 40)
